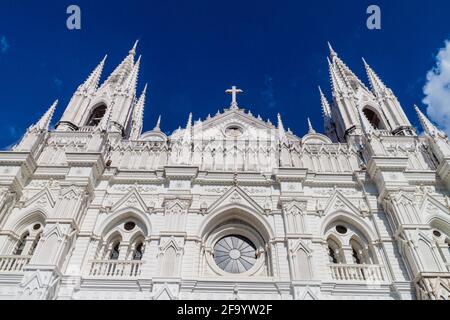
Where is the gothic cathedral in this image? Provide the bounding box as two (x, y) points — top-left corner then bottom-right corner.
(0, 42), (449, 300)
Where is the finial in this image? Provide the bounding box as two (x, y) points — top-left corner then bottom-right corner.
(129, 40), (139, 55)
(362, 57), (369, 67)
(328, 41), (337, 58)
(154, 115), (161, 131)
(307, 118), (316, 134)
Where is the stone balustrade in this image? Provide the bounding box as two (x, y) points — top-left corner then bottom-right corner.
(0, 255), (31, 273)
(87, 260), (144, 278)
(329, 264), (386, 282)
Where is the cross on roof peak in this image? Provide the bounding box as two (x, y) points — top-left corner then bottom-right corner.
(226, 86), (243, 110)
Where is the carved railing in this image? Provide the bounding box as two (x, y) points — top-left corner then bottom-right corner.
(377, 130), (394, 136)
(329, 264), (385, 282)
(78, 126), (95, 132)
(87, 260), (144, 278)
(0, 255), (31, 273)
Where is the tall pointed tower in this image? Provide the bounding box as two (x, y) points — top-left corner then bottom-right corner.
(324, 43), (415, 142)
(56, 41), (142, 136)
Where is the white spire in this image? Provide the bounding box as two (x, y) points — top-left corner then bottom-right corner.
(328, 57), (347, 95)
(154, 115), (161, 131)
(328, 41), (337, 58)
(415, 105), (441, 136)
(307, 118), (316, 134)
(77, 55), (107, 93)
(362, 58), (387, 96)
(32, 100), (58, 131)
(327, 44), (369, 94)
(319, 86), (331, 117)
(182, 113), (193, 144)
(277, 113), (288, 143)
(100, 41), (138, 89)
(130, 84), (147, 140)
(129, 40), (139, 56)
(123, 55), (141, 93)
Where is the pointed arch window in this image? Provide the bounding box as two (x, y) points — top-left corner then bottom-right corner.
(132, 242), (144, 261)
(87, 104), (107, 126)
(327, 238), (343, 264)
(363, 108), (385, 130)
(109, 242), (120, 260)
(29, 232), (42, 256)
(14, 232), (29, 255)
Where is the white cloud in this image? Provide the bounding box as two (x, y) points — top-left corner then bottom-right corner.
(423, 40), (450, 134)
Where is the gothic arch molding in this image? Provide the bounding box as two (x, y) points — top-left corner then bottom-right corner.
(95, 207), (151, 238)
(319, 210), (377, 242)
(199, 206), (273, 241)
(6, 208), (48, 235)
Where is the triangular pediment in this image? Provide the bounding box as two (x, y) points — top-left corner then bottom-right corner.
(420, 194), (450, 217)
(208, 186), (265, 215)
(170, 108), (300, 141)
(298, 287), (319, 300)
(153, 284), (177, 301)
(25, 187), (56, 209)
(111, 187), (149, 212)
(324, 190), (360, 216)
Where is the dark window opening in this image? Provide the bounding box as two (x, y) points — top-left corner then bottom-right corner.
(328, 246), (338, 264)
(132, 243), (144, 260)
(87, 105), (107, 126)
(352, 248), (362, 264)
(14, 232), (29, 255)
(363, 108), (384, 130)
(110, 242), (120, 260)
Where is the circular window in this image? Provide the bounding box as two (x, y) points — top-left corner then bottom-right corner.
(33, 224), (41, 231)
(225, 125), (243, 137)
(213, 235), (256, 274)
(336, 225), (348, 234)
(124, 221), (136, 231)
(433, 230), (442, 237)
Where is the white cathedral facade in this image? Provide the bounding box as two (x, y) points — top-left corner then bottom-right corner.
(0, 42), (449, 300)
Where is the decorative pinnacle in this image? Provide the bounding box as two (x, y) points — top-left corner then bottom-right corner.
(328, 41), (337, 58)
(414, 104), (438, 136)
(130, 40), (139, 55)
(154, 115), (161, 131)
(319, 86), (332, 117)
(307, 118), (316, 134)
(34, 99), (58, 131)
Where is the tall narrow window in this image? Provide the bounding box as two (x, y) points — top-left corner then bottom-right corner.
(87, 105), (107, 126)
(328, 246), (338, 264)
(110, 242), (120, 260)
(29, 232), (42, 256)
(352, 248), (362, 264)
(14, 232), (29, 255)
(132, 243), (144, 261)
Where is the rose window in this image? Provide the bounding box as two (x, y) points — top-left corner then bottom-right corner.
(213, 235), (257, 274)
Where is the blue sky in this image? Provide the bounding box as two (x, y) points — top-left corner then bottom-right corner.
(0, 0), (449, 148)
